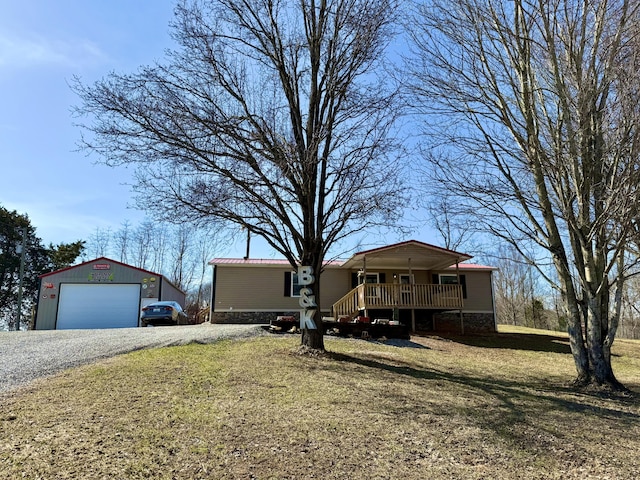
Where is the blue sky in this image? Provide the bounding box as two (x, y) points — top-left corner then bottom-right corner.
(1, 1), (175, 247)
(0, 1), (440, 259)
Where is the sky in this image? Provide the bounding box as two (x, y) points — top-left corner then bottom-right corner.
(1, 1), (174, 246)
(0, 1), (440, 260)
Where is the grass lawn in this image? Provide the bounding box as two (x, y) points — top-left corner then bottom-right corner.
(1, 325), (640, 479)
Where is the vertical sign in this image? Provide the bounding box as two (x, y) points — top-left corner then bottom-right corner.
(298, 266), (317, 329)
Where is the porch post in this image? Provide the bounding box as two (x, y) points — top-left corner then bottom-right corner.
(409, 257), (415, 333)
(363, 255), (368, 318)
(456, 259), (464, 335)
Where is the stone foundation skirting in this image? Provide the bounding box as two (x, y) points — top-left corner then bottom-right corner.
(212, 310), (495, 333)
(433, 312), (496, 333)
(211, 311), (298, 324)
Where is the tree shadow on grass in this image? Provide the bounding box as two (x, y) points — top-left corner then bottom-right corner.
(373, 338), (430, 349)
(325, 350), (640, 452)
(415, 331), (573, 355)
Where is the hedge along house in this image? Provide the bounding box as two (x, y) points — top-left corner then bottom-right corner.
(209, 240), (498, 334)
(35, 257), (185, 330)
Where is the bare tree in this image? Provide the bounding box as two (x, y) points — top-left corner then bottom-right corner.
(617, 271), (640, 339)
(130, 221), (154, 270)
(181, 226), (230, 321)
(407, 0), (640, 389)
(167, 224), (197, 291)
(149, 224), (169, 275)
(113, 220), (132, 264)
(192, 226), (229, 310)
(423, 194), (478, 251)
(73, 0), (405, 350)
(88, 227), (111, 258)
(492, 246), (531, 326)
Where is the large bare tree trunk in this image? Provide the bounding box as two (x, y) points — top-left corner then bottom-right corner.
(406, 0), (640, 391)
(300, 244), (325, 351)
(555, 264), (590, 385)
(73, 0), (405, 354)
(301, 320), (325, 350)
(583, 289), (625, 389)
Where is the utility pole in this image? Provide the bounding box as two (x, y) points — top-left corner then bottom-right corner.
(15, 227), (27, 331)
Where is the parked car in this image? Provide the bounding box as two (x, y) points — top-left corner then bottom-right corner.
(140, 301), (189, 327)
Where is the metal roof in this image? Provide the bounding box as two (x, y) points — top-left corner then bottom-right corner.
(39, 256), (185, 294)
(40, 256), (163, 278)
(209, 258), (343, 267)
(208, 241), (492, 271)
(445, 263), (497, 271)
(341, 240), (473, 271)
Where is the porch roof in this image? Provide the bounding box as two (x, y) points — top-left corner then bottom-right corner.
(341, 240), (473, 271)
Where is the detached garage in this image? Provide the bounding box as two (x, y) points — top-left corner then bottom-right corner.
(35, 257), (185, 330)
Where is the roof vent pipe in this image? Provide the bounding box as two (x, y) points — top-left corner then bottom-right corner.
(243, 229), (251, 260)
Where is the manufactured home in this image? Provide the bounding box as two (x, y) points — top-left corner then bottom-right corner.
(209, 240), (497, 334)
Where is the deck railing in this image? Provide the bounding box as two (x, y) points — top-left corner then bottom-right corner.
(332, 283), (463, 319)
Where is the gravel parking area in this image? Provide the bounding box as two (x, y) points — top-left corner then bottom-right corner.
(0, 323), (266, 394)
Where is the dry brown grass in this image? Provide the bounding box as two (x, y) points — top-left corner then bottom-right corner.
(1, 327), (640, 479)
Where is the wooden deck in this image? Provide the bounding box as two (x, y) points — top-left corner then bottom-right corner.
(332, 283), (463, 319)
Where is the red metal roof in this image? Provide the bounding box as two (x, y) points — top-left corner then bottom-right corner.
(211, 258), (290, 265)
(445, 263), (497, 271)
(209, 258), (343, 266)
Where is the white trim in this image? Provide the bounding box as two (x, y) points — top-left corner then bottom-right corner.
(290, 271), (301, 298)
(357, 272), (379, 284)
(490, 270), (498, 331)
(399, 274), (414, 299)
(359, 272), (380, 298)
(438, 273), (458, 284)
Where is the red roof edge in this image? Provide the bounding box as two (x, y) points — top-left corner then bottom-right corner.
(39, 256), (165, 279)
(209, 258), (343, 266)
(445, 263), (497, 271)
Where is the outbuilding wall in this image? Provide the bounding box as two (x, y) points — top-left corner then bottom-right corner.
(157, 278), (185, 304)
(35, 257), (185, 330)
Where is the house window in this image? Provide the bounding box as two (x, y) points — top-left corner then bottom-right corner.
(358, 273), (380, 285)
(437, 274), (467, 298)
(358, 272), (380, 298)
(439, 274), (458, 285)
(399, 274), (414, 303)
(291, 271), (303, 297)
(284, 271), (304, 297)
(399, 274), (414, 288)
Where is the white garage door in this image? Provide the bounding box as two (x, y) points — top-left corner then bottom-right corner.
(57, 284), (141, 329)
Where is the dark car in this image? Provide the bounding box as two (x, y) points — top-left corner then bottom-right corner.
(140, 301), (189, 327)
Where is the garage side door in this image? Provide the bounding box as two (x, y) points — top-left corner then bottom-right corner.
(57, 284), (141, 329)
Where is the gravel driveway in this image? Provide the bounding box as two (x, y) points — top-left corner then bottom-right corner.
(0, 323), (266, 394)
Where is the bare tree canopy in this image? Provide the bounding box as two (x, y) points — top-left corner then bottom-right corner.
(73, 0), (404, 350)
(406, 0), (640, 390)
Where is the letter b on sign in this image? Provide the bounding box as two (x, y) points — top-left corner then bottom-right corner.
(298, 266), (314, 286)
